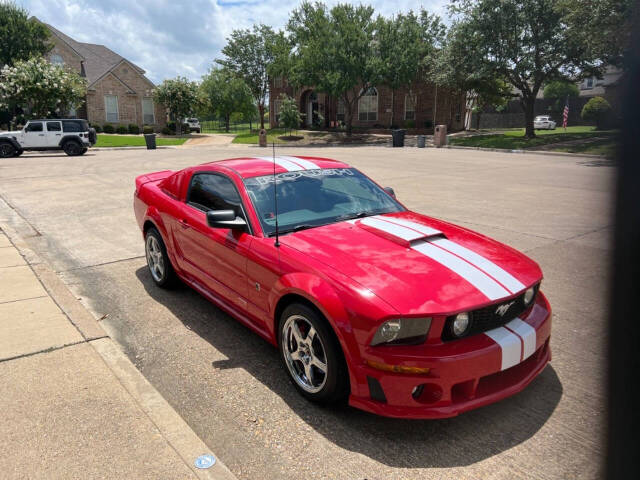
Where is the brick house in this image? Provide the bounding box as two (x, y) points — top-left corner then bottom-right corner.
(268, 76), (466, 132)
(42, 22), (166, 131)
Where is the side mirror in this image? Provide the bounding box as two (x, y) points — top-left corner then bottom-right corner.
(383, 187), (396, 198)
(206, 209), (247, 231)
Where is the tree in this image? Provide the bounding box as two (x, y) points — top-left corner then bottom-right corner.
(376, 12), (424, 128)
(0, 2), (52, 67)
(543, 80), (579, 116)
(200, 67), (254, 132)
(153, 77), (198, 135)
(278, 94), (303, 136)
(449, 0), (615, 138)
(0, 57), (86, 119)
(581, 96), (611, 129)
(216, 24), (278, 130)
(285, 2), (383, 136)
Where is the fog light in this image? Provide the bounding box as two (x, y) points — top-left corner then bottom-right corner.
(411, 384), (425, 399)
(452, 312), (470, 337)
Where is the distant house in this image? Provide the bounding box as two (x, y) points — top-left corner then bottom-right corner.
(269, 77), (466, 132)
(40, 21), (166, 130)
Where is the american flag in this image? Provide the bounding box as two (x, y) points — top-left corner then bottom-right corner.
(562, 97), (569, 129)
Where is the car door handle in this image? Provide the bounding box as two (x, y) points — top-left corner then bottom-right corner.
(55, 133), (61, 136)
(38, 134), (45, 136)
(179, 219), (189, 229)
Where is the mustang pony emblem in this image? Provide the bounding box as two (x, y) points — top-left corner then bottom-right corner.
(496, 301), (515, 317)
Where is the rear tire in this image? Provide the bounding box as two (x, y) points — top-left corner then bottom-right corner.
(278, 303), (350, 404)
(144, 227), (178, 288)
(62, 140), (83, 156)
(0, 142), (16, 158)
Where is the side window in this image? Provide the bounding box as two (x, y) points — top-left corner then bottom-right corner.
(62, 121), (82, 132)
(25, 122), (43, 132)
(188, 174), (242, 216)
(46, 121), (62, 132)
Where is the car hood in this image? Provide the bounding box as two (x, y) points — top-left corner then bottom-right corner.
(281, 212), (542, 315)
(0, 130), (21, 136)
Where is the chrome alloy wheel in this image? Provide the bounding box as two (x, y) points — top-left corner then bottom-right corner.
(145, 234), (165, 282)
(281, 314), (328, 393)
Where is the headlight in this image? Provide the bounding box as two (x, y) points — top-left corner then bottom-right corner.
(524, 285), (537, 306)
(370, 318), (431, 346)
(451, 312), (470, 337)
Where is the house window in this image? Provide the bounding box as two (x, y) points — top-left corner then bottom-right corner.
(358, 87), (378, 122)
(273, 76), (283, 88)
(142, 97), (155, 124)
(105, 95), (119, 122)
(336, 99), (345, 122)
(584, 77), (594, 89)
(273, 99), (282, 124)
(404, 93), (416, 120)
(50, 54), (64, 66)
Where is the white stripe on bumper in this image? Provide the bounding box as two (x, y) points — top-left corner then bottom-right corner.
(506, 317), (537, 360)
(484, 327), (522, 371)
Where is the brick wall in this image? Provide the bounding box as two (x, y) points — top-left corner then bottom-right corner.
(269, 78), (466, 132)
(48, 36), (83, 74)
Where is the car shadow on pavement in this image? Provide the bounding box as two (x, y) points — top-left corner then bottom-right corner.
(135, 267), (563, 469)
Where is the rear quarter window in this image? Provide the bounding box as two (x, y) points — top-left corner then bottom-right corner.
(62, 120), (84, 132)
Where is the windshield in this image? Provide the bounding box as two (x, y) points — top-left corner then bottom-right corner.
(243, 168), (404, 236)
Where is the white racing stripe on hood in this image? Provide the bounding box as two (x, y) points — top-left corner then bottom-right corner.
(279, 156), (320, 170)
(360, 217), (425, 241)
(378, 216), (442, 236)
(412, 242), (510, 300)
(431, 238), (525, 294)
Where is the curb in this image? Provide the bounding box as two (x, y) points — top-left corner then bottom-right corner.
(441, 144), (609, 159)
(0, 218), (237, 480)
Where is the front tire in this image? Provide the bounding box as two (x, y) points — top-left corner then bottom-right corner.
(145, 227), (177, 288)
(0, 142), (16, 158)
(278, 303), (349, 404)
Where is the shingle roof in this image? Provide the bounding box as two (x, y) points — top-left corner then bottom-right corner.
(44, 22), (148, 88)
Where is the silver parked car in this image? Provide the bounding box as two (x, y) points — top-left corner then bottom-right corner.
(533, 115), (556, 130)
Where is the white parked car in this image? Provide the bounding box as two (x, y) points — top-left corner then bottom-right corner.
(533, 116), (556, 130)
(0, 119), (96, 158)
(186, 118), (201, 133)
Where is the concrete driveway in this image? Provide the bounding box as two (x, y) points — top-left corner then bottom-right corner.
(0, 145), (612, 479)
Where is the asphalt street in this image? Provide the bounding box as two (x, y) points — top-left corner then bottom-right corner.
(0, 144), (613, 479)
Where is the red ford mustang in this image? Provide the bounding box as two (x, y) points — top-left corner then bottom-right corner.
(134, 155), (551, 419)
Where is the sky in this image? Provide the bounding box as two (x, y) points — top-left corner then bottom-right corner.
(20, 0), (449, 84)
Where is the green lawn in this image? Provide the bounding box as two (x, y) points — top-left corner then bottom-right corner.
(449, 126), (618, 154)
(94, 135), (188, 147)
(232, 128), (290, 144)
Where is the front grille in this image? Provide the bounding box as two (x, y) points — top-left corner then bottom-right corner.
(442, 284), (539, 341)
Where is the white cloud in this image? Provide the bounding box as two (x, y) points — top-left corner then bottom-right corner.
(21, 0), (450, 83)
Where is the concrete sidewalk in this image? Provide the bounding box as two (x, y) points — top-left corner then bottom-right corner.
(0, 226), (235, 479)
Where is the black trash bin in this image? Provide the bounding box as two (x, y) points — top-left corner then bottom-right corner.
(144, 133), (157, 150)
(392, 129), (406, 147)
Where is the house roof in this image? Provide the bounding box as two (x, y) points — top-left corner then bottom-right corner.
(43, 21), (151, 90)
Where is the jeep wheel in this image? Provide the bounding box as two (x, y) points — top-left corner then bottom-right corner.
(63, 140), (83, 156)
(0, 142), (16, 158)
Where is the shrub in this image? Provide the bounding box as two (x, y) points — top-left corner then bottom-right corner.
(423, 120), (433, 129)
(405, 119), (415, 129)
(161, 126), (174, 135)
(116, 125), (128, 134)
(93, 125), (102, 133)
(103, 123), (114, 133)
(143, 126), (154, 134)
(581, 96), (612, 130)
(128, 124), (140, 134)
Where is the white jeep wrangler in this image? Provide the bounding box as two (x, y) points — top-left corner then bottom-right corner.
(0, 119), (97, 158)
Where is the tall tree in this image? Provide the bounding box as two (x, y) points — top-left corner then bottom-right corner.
(216, 24), (277, 130)
(153, 77), (198, 135)
(449, 0), (615, 138)
(376, 11), (426, 128)
(200, 67), (254, 132)
(286, 1), (383, 136)
(0, 2), (52, 67)
(0, 57), (86, 119)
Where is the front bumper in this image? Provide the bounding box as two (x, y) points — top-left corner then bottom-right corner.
(348, 292), (552, 419)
